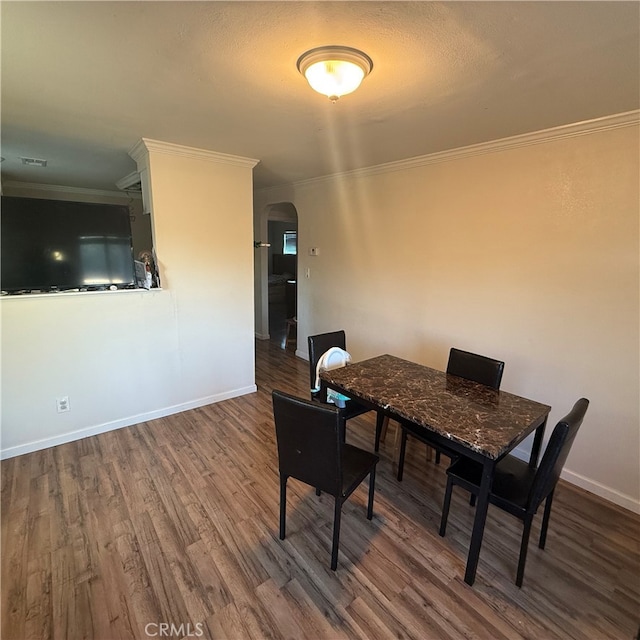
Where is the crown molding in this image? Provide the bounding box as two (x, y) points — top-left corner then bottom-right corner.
(129, 138), (259, 169)
(256, 109), (638, 192)
(0, 181), (141, 199)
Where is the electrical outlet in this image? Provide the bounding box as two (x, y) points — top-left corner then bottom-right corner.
(56, 396), (70, 413)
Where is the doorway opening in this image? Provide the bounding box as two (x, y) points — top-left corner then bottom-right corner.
(261, 203), (298, 350)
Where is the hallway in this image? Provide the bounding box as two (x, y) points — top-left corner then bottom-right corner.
(268, 297), (296, 352)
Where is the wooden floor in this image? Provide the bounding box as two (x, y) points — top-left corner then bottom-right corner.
(2, 339), (639, 640)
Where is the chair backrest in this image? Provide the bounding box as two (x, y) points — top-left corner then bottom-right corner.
(527, 398), (589, 511)
(446, 347), (505, 390)
(272, 389), (343, 495)
(308, 330), (347, 401)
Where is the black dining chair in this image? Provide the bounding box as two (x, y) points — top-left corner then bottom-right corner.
(272, 389), (379, 570)
(446, 347), (505, 388)
(308, 330), (388, 451)
(397, 347), (505, 480)
(439, 398), (589, 587)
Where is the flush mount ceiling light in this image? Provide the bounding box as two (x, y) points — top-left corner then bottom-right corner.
(297, 46), (373, 102)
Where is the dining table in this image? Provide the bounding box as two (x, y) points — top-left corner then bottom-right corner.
(319, 353), (551, 586)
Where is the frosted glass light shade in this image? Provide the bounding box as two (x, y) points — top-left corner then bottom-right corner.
(297, 46), (373, 102)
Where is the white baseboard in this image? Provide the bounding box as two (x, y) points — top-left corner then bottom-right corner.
(511, 445), (639, 514)
(255, 332), (270, 340)
(559, 468), (640, 514)
(0, 385), (257, 460)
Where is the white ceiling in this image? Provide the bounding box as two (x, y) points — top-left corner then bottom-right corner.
(1, 1), (638, 192)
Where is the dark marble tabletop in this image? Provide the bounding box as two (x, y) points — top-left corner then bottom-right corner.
(320, 354), (551, 460)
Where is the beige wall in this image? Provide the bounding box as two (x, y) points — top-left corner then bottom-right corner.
(255, 118), (640, 512)
(141, 144), (258, 398)
(1, 143), (257, 456)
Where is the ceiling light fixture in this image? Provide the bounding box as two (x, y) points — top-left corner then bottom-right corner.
(297, 46), (373, 102)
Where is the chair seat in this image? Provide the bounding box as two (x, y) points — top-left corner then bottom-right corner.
(447, 454), (538, 509)
(342, 443), (379, 496)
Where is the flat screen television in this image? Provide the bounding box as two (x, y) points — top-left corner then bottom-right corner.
(1, 196), (135, 293)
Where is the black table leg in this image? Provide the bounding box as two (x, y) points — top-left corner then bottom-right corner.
(528, 416), (548, 467)
(397, 427), (408, 482)
(464, 459), (494, 586)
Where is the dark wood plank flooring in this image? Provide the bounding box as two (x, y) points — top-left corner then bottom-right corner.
(2, 339), (639, 639)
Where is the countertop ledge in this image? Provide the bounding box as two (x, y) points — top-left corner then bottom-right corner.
(1, 288), (164, 299)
